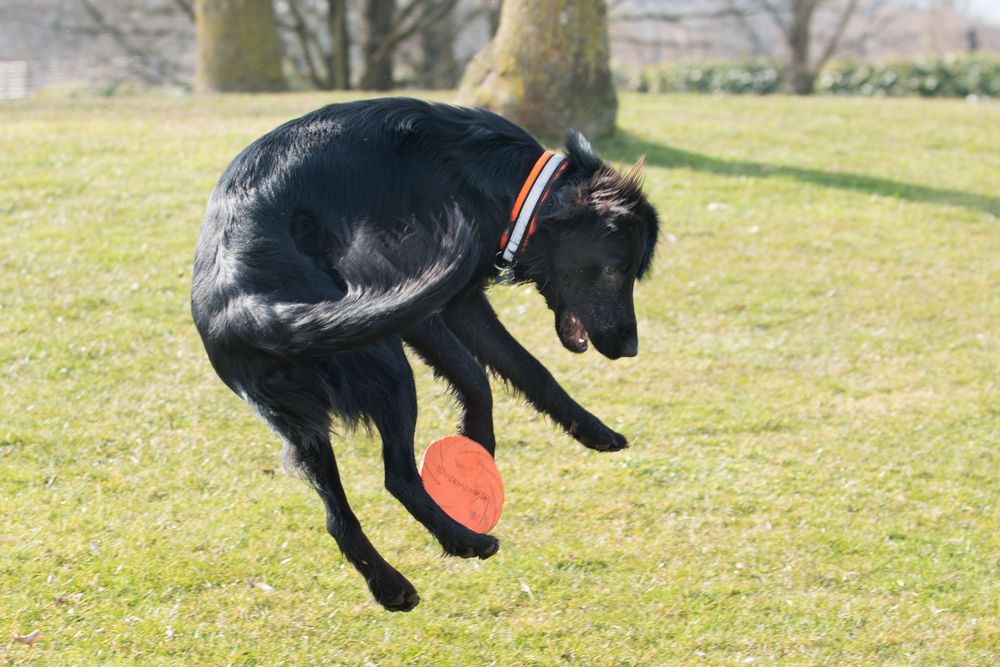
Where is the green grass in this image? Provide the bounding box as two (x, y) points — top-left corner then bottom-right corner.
(1, 92), (998, 665)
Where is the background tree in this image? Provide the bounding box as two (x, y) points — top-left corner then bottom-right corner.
(276, 0), (351, 89)
(327, 0), (351, 88)
(195, 0), (287, 91)
(359, 0), (458, 90)
(414, 0), (499, 88)
(47, 0), (494, 93)
(609, 0), (876, 95)
(458, 0), (617, 139)
(416, 6), (459, 88)
(360, 0), (395, 89)
(754, 0), (862, 94)
(485, 0), (501, 35)
(70, 0), (195, 85)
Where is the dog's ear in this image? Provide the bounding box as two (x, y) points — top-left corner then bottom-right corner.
(565, 130), (603, 174)
(583, 156), (647, 219)
(626, 155), (646, 185)
(619, 156), (658, 278)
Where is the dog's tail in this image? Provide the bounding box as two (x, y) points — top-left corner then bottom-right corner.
(236, 206), (480, 357)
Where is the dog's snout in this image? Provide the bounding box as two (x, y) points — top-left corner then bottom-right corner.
(616, 320), (638, 358)
(621, 337), (638, 357)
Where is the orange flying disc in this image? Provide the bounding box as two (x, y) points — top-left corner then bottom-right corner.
(420, 435), (504, 534)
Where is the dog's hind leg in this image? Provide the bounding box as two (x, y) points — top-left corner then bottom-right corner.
(285, 430), (420, 611)
(350, 340), (500, 559)
(403, 316), (496, 455)
(255, 375), (420, 611)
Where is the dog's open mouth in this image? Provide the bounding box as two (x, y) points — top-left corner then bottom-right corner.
(557, 310), (589, 353)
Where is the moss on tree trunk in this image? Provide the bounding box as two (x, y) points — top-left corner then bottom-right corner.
(458, 0), (617, 140)
(195, 0), (287, 93)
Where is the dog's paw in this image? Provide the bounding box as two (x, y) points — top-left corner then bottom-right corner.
(442, 531), (500, 560)
(572, 416), (629, 452)
(367, 569), (420, 612)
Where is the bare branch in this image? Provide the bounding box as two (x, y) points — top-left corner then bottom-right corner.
(78, 0), (185, 84)
(816, 0), (860, 68)
(611, 33), (713, 50)
(171, 0), (195, 21)
(393, 0), (428, 31)
(370, 0), (459, 64)
(844, 0), (899, 57)
(758, 0), (791, 37)
(612, 6), (757, 23)
(70, 23), (189, 40)
(608, 0), (760, 23)
(285, 0), (328, 88)
(727, 0), (772, 56)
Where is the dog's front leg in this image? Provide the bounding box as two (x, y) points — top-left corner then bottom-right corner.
(443, 292), (627, 452)
(404, 315), (497, 455)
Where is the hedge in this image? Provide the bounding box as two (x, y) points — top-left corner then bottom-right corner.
(817, 55), (1000, 97)
(628, 60), (785, 95)
(627, 54), (1000, 97)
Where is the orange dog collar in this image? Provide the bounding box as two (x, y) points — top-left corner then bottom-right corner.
(499, 150), (568, 266)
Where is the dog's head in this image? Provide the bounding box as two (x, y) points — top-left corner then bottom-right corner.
(518, 132), (659, 360)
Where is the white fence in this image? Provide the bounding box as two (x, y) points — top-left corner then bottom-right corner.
(0, 61), (29, 100)
(0, 58), (139, 100)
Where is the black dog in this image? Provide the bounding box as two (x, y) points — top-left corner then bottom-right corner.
(191, 97), (658, 611)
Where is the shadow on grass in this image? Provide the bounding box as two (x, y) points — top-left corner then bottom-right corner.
(599, 130), (1000, 217)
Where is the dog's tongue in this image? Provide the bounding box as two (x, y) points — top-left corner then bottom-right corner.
(557, 309), (589, 353)
(567, 312), (589, 350)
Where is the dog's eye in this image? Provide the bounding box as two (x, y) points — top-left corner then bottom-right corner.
(603, 263), (630, 275)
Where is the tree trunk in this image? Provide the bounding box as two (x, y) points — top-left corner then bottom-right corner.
(457, 0), (617, 139)
(418, 7), (459, 89)
(195, 0), (286, 92)
(327, 0), (351, 89)
(360, 0), (395, 90)
(787, 0), (816, 95)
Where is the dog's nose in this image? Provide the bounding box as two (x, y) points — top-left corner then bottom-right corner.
(620, 337), (638, 357)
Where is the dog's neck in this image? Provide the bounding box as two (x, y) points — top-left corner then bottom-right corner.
(497, 150), (568, 270)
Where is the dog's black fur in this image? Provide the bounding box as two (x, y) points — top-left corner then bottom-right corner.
(191, 97), (658, 611)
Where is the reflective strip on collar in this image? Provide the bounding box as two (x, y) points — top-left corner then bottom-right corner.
(501, 151), (567, 265)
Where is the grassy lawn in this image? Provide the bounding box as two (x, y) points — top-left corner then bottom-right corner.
(1, 91), (997, 665)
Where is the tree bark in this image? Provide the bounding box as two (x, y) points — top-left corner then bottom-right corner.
(360, 0), (396, 90)
(418, 7), (459, 89)
(195, 0), (287, 92)
(458, 0), (617, 139)
(788, 0), (815, 95)
(327, 0), (351, 89)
